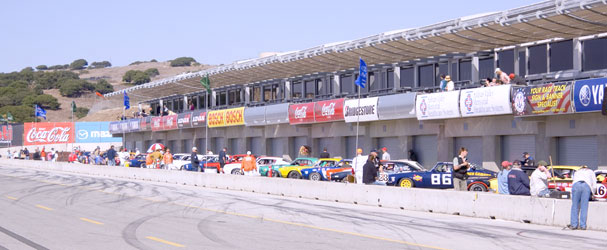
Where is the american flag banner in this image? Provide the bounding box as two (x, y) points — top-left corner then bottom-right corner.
(512, 82), (573, 117)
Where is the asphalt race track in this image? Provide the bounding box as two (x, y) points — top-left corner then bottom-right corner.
(0, 164), (604, 250)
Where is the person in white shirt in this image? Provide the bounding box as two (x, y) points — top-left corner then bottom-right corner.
(352, 148), (367, 185)
(568, 165), (596, 230)
(381, 147), (391, 161)
(445, 75), (455, 91)
(530, 160), (551, 197)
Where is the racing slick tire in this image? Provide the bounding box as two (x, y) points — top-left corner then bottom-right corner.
(468, 182), (487, 192)
(231, 169), (243, 175)
(309, 172), (322, 181)
(287, 171), (301, 179)
(398, 178), (415, 188)
(272, 170), (281, 178)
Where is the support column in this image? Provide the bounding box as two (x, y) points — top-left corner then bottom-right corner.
(514, 47), (520, 75)
(333, 74), (340, 97)
(471, 56), (480, 83)
(393, 66), (401, 90)
(211, 91), (217, 108)
(573, 38), (582, 72)
(284, 80), (291, 101)
(245, 86), (251, 104)
(413, 65), (419, 88)
(534, 122), (551, 163)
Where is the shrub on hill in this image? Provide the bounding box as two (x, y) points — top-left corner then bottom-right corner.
(170, 57), (196, 67)
(89, 61), (112, 69)
(69, 59), (88, 70)
(94, 79), (114, 94)
(36, 65), (48, 71)
(144, 68), (159, 77)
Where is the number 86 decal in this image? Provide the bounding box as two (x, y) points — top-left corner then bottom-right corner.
(431, 174), (452, 185)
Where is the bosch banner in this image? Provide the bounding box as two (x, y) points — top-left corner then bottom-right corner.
(573, 78), (607, 113)
(314, 98), (344, 123)
(415, 91), (461, 120)
(0, 125), (13, 144)
(225, 107), (245, 127)
(459, 85), (512, 117)
(288, 102), (315, 124)
(24, 122), (75, 146)
(75, 122), (122, 143)
(512, 82), (573, 117)
(207, 109), (226, 128)
(344, 97), (379, 123)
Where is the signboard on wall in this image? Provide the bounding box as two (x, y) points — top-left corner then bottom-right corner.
(163, 115), (178, 130)
(23, 122), (75, 146)
(572, 78), (607, 113)
(344, 97), (379, 123)
(151, 117), (163, 131)
(314, 98), (344, 123)
(415, 91), (461, 120)
(75, 122), (122, 143)
(128, 119), (140, 132)
(207, 109), (226, 127)
(512, 82), (573, 116)
(225, 107), (245, 127)
(191, 111), (206, 127)
(140, 117), (151, 131)
(460, 85), (512, 117)
(0, 125), (13, 144)
(109, 121), (120, 134)
(288, 102), (315, 124)
(177, 112), (193, 128)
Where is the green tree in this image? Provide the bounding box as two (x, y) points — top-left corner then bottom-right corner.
(69, 59), (88, 70)
(144, 68), (159, 77)
(36, 65), (48, 71)
(150, 59), (158, 62)
(89, 61), (112, 69)
(21, 94), (60, 110)
(131, 71), (151, 85)
(122, 70), (137, 83)
(170, 57), (196, 67)
(59, 79), (92, 97)
(0, 105), (35, 123)
(94, 79), (114, 94)
(75, 107), (89, 119)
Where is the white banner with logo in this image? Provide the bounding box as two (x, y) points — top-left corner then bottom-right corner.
(459, 85), (512, 117)
(415, 91), (461, 120)
(343, 97), (379, 123)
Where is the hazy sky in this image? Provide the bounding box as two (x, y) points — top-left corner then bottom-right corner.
(0, 0), (535, 73)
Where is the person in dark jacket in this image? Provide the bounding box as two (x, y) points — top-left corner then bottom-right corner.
(508, 160), (530, 195)
(363, 154), (385, 185)
(106, 145), (117, 166)
(219, 147), (228, 172)
(509, 73), (527, 86)
(191, 147), (201, 172)
(408, 150), (418, 162)
(319, 148), (330, 158)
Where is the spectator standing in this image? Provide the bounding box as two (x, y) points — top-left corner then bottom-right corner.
(241, 151), (257, 176)
(509, 73), (526, 85)
(95, 154), (104, 165)
(40, 147), (46, 161)
(6, 150), (12, 159)
(530, 160), (552, 197)
(495, 68), (510, 84)
(52, 149), (58, 162)
(190, 147), (200, 172)
(408, 150), (418, 162)
(219, 147), (228, 171)
(381, 147), (391, 161)
(23, 148), (30, 160)
(106, 145), (117, 166)
(363, 154), (386, 185)
(522, 152), (535, 168)
(508, 161), (530, 195)
(498, 161), (512, 194)
(439, 74), (447, 91)
(352, 148), (367, 185)
(569, 165), (597, 230)
(445, 75), (455, 91)
(163, 148), (173, 169)
(452, 147), (470, 191)
(33, 148), (41, 160)
(319, 148), (330, 158)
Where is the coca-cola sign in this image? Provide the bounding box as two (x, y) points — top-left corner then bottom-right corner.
(288, 102), (315, 124)
(314, 98), (344, 123)
(23, 122), (75, 146)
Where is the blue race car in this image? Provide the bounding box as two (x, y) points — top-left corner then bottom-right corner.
(301, 159), (350, 181)
(126, 154), (147, 168)
(181, 156), (218, 172)
(386, 162), (497, 192)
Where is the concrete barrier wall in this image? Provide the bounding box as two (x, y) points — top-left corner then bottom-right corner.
(2, 159), (606, 231)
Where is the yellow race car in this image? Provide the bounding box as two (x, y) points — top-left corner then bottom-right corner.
(546, 165), (581, 192)
(279, 158), (341, 179)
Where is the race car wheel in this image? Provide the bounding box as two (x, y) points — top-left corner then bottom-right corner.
(399, 178), (414, 188)
(309, 172), (322, 181)
(231, 169), (243, 175)
(272, 170), (281, 178)
(287, 171), (301, 179)
(468, 182), (487, 192)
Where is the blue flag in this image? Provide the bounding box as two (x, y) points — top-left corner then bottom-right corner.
(123, 92), (130, 110)
(35, 105), (47, 120)
(355, 58), (367, 89)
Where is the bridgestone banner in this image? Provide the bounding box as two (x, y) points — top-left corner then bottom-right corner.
(460, 85), (512, 117)
(512, 82), (573, 117)
(415, 91), (461, 120)
(343, 97), (379, 123)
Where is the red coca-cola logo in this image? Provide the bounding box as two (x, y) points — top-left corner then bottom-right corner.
(23, 122), (75, 145)
(289, 102), (315, 124)
(314, 98), (344, 123)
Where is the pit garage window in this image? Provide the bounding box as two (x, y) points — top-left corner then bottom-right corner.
(450, 62), (458, 81)
(518, 51), (526, 76)
(528, 44), (547, 75)
(459, 59), (472, 81)
(305, 80), (316, 98)
(340, 75), (354, 95)
(316, 78), (332, 98)
(418, 64), (434, 88)
(386, 69), (394, 89)
(582, 37), (607, 72)
(549, 40), (573, 72)
(498, 49), (515, 76)
(291, 81), (303, 99)
(400, 67), (414, 88)
(228, 88), (242, 105)
(478, 57), (494, 80)
(250, 86), (261, 103)
(217, 91), (227, 106)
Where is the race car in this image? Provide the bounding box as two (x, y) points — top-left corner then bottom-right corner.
(222, 154), (272, 175)
(329, 160), (424, 183)
(300, 158), (343, 181)
(546, 165), (582, 192)
(171, 153), (201, 170)
(594, 170), (607, 200)
(279, 157), (329, 179)
(260, 157), (317, 177)
(326, 159), (354, 182)
(125, 154), (146, 168)
(387, 162), (497, 192)
(181, 155), (218, 172)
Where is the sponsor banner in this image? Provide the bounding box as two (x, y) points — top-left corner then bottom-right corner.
(177, 112), (193, 128)
(163, 115), (178, 130)
(119, 121), (129, 133)
(191, 111), (206, 127)
(314, 98), (344, 123)
(378, 93), (416, 120)
(265, 103), (289, 125)
(244, 106), (266, 126)
(288, 102), (315, 124)
(512, 82), (573, 117)
(573, 78), (607, 113)
(344, 97), (379, 123)
(109, 121), (120, 134)
(128, 119), (140, 132)
(75, 122), (122, 143)
(140, 117), (152, 131)
(24, 122), (75, 146)
(225, 107), (245, 127)
(151, 117), (164, 131)
(0, 125), (13, 144)
(207, 109), (226, 128)
(460, 85), (512, 117)
(415, 91), (461, 120)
